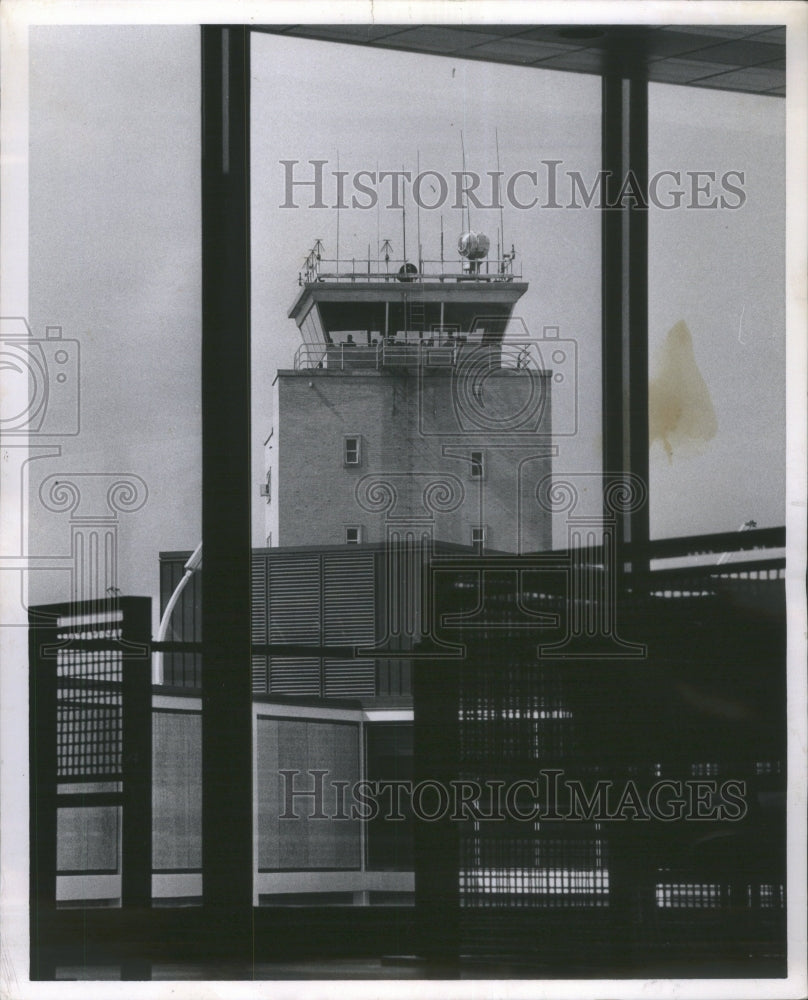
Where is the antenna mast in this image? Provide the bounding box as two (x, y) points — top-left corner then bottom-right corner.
(416, 149), (422, 271)
(376, 159), (380, 268)
(440, 215), (444, 268)
(496, 128), (505, 265)
(336, 149), (340, 275)
(401, 163), (407, 264)
(460, 130), (470, 232)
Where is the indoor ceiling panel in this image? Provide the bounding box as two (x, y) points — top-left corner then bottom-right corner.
(376, 26), (504, 53)
(641, 28), (755, 60)
(466, 37), (579, 64)
(694, 65), (789, 92)
(532, 48), (608, 73)
(512, 25), (616, 47)
(254, 24), (785, 96)
(450, 24), (545, 38)
(646, 57), (742, 85)
(754, 26), (786, 43)
(680, 38), (785, 66)
(282, 24), (411, 43)
(664, 24), (773, 39)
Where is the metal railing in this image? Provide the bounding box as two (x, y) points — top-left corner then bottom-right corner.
(293, 338), (542, 373)
(299, 255), (521, 285)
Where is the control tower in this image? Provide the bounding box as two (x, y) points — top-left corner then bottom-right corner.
(265, 234), (552, 554)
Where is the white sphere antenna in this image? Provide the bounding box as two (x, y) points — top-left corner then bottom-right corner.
(457, 231), (491, 261)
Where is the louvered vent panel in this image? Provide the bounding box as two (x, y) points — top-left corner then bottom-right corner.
(268, 556), (321, 643)
(252, 655), (269, 694)
(269, 657), (321, 696)
(251, 555), (268, 641)
(322, 553), (376, 645)
(324, 659), (375, 698)
(322, 553), (377, 697)
(251, 555), (269, 692)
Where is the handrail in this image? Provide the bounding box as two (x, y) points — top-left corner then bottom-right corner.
(292, 339), (542, 373)
(299, 255), (522, 285)
(293, 343), (328, 370)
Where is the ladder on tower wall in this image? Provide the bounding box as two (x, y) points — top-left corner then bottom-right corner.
(410, 289), (426, 336)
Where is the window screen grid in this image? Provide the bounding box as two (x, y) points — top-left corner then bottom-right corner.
(55, 645), (123, 779)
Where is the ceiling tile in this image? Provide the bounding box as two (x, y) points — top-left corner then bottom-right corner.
(283, 25), (411, 44)
(648, 58), (736, 85)
(663, 24), (768, 40)
(641, 30), (724, 59)
(693, 66), (786, 91)
(753, 26), (786, 44)
(513, 25), (609, 45)
(680, 38), (784, 66)
(468, 37), (578, 64)
(452, 24), (539, 38)
(253, 24), (786, 97)
(376, 26), (504, 53)
(533, 49), (607, 73)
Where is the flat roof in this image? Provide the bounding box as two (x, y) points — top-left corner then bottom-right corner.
(288, 279), (529, 322)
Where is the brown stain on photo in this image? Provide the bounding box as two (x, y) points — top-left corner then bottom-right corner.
(649, 320), (717, 460)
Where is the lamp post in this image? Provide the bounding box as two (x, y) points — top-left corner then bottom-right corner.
(153, 541), (202, 683)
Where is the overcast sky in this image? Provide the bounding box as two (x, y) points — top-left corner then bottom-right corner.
(26, 26), (785, 625)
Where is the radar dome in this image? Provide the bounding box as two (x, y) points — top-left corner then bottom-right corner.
(457, 231), (490, 260)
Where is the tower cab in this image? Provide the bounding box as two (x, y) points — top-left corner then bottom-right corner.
(287, 233), (528, 372)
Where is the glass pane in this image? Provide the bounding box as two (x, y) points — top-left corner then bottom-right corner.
(26, 26), (202, 915)
(250, 30), (601, 912)
(252, 33), (602, 552)
(648, 84), (785, 538)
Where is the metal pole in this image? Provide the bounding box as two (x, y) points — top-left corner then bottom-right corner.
(200, 24), (253, 953)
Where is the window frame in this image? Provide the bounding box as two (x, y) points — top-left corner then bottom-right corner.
(260, 468), (271, 501)
(344, 435), (362, 467)
(197, 26), (631, 925)
(345, 525), (363, 545)
(22, 18), (792, 981)
(198, 17), (789, 938)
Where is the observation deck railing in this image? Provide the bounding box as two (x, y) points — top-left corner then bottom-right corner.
(299, 256), (521, 285)
(293, 338), (542, 373)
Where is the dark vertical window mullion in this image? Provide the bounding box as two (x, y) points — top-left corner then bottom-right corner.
(627, 79), (650, 575)
(200, 23), (253, 941)
(600, 61), (653, 957)
(120, 598), (153, 913)
(601, 71), (650, 580)
(601, 73), (627, 581)
(29, 611), (59, 980)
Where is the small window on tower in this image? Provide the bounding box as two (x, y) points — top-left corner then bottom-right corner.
(345, 526), (362, 545)
(344, 436), (361, 466)
(471, 526), (486, 549)
(260, 469), (271, 501)
(470, 450), (484, 479)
